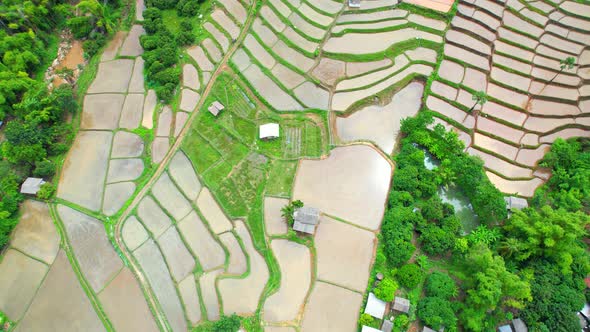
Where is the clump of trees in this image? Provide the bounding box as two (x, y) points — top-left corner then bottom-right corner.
(376, 113), (588, 331)
(141, 0), (205, 102)
(0, 0), (83, 247)
(65, 0), (121, 57)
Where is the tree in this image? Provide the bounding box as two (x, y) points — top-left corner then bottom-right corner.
(36, 182), (55, 200)
(533, 138), (589, 213)
(460, 244), (531, 330)
(397, 263), (424, 289)
(393, 314), (409, 329)
(381, 207), (416, 266)
(417, 297), (457, 331)
(33, 159), (55, 177)
(469, 90), (487, 115)
(212, 314), (241, 332)
(502, 206), (589, 274)
(425, 272), (457, 300)
(374, 277), (398, 302)
(521, 260), (587, 332)
(547, 56), (576, 84)
(359, 313), (374, 326)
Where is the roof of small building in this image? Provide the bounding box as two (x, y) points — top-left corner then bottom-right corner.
(498, 325), (513, 332)
(208, 101), (225, 116)
(294, 206), (320, 225)
(422, 327), (437, 332)
(212, 101), (224, 110)
(504, 196), (528, 210)
(512, 319), (527, 332)
(348, 0), (361, 7)
(259, 123), (280, 139)
(293, 221), (316, 234)
(392, 297), (410, 313)
(381, 319), (393, 332)
(20, 177), (46, 195)
(365, 293), (387, 319)
(361, 326), (382, 332)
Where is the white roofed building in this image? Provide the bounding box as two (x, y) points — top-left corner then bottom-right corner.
(364, 293), (387, 319)
(259, 123), (280, 140)
(208, 100), (225, 116)
(20, 178), (46, 195)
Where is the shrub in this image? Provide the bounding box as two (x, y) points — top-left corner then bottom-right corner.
(417, 297), (457, 331)
(212, 314), (240, 332)
(394, 314), (409, 328)
(82, 34), (106, 58)
(177, 0), (200, 16)
(147, 0), (175, 9)
(397, 263), (424, 289)
(33, 160), (56, 178)
(176, 30), (194, 46)
(67, 16), (93, 39)
(154, 83), (175, 102)
(419, 224), (454, 256)
(374, 277), (398, 302)
(36, 182), (55, 200)
(359, 313), (373, 326)
(425, 272), (457, 300)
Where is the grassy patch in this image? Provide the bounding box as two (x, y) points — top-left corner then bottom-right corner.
(266, 159), (298, 197)
(182, 132), (222, 173)
(161, 9), (184, 34)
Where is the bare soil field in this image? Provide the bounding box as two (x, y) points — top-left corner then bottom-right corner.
(15, 251), (105, 332)
(292, 145), (392, 230)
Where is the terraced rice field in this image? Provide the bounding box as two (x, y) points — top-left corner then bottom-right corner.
(2, 0), (589, 331)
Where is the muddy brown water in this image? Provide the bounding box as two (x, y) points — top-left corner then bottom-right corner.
(53, 40), (84, 87)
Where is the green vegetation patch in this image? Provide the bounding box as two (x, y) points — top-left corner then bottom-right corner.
(265, 159), (298, 197)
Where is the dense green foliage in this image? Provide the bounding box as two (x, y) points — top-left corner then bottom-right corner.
(0, 0), (90, 247)
(65, 0), (121, 57)
(459, 244), (531, 331)
(533, 138), (589, 213)
(374, 277), (398, 302)
(417, 296), (457, 331)
(142, 0), (205, 102)
(401, 113), (507, 223)
(376, 113), (588, 331)
(193, 314), (241, 332)
(397, 263), (424, 289)
(425, 272), (457, 300)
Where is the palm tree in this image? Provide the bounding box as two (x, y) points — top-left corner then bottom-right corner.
(76, 0), (117, 35)
(498, 238), (524, 259)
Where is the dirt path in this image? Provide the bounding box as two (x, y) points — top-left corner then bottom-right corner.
(111, 7), (258, 332)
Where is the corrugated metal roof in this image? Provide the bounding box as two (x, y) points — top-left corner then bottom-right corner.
(20, 178), (46, 195)
(365, 293), (387, 319)
(294, 206), (320, 225)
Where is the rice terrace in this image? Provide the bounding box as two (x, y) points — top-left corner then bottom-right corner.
(0, 0), (589, 331)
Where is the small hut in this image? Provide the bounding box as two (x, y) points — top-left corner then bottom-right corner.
(364, 293), (386, 319)
(504, 196), (528, 211)
(293, 206), (320, 234)
(381, 320), (393, 332)
(348, 0), (361, 8)
(259, 123), (280, 140)
(20, 178), (46, 195)
(392, 297), (410, 314)
(208, 101), (225, 116)
(498, 325), (513, 332)
(361, 326), (381, 332)
(512, 319), (527, 332)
